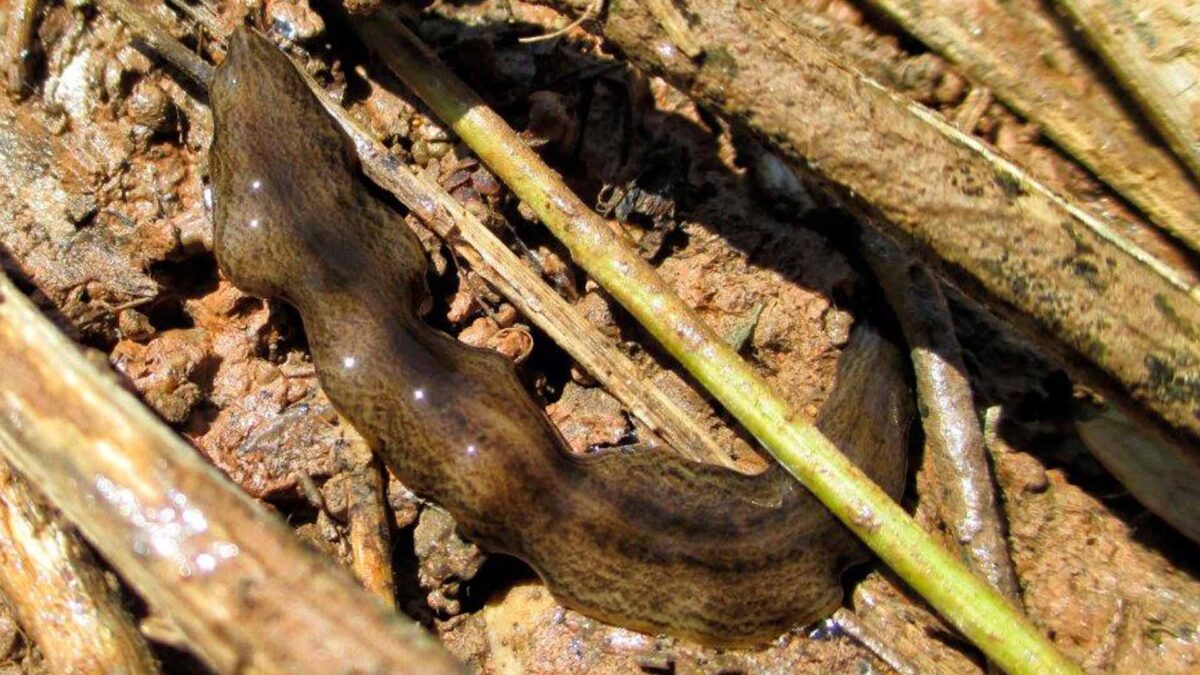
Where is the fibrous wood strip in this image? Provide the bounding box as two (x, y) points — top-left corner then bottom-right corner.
(860, 0), (1200, 252)
(1054, 0), (1200, 185)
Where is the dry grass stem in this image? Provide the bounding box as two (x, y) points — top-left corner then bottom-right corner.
(343, 431), (398, 604)
(1, 0), (38, 97)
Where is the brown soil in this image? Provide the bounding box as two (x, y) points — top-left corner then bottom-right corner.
(0, 0), (1196, 673)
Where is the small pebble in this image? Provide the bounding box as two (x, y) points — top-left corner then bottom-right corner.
(823, 307), (853, 347)
(494, 304), (518, 327)
(446, 288), (481, 324)
(386, 476), (421, 528)
(416, 119), (450, 143)
(117, 308), (154, 340)
(126, 80), (173, 133)
(411, 139), (451, 166)
(487, 325), (534, 363)
(934, 70), (966, 106)
(320, 472), (350, 519)
(65, 193), (98, 224)
(471, 167), (501, 197)
(459, 316), (499, 348)
(517, 200), (539, 222)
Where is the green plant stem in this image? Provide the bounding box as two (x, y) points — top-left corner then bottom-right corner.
(355, 15), (1080, 675)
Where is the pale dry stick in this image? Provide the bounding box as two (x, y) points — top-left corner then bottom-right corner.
(742, 147), (956, 673)
(99, 0), (739, 470)
(766, 130), (1019, 605)
(2, 0), (39, 97)
(863, 232), (1021, 605)
(1054, 0), (1200, 185)
(343, 430), (398, 604)
(357, 14), (1079, 675)
(0, 457), (161, 675)
(164, 0), (227, 44)
(859, 0), (1200, 252)
(0, 273), (464, 675)
(546, 0), (1200, 539)
(755, 107), (1017, 600)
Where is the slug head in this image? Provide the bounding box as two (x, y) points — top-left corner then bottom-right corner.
(209, 28), (380, 305)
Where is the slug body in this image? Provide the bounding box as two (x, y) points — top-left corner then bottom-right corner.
(210, 28), (911, 645)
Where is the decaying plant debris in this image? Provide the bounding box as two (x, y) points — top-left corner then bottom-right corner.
(547, 0), (1200, 549)
(859, 0), (1200, 251)
(0, 272), (462, 674)
(0, 0), (1197, 673)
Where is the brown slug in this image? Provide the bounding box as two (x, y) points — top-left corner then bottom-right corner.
(209, 27), (911, 645)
